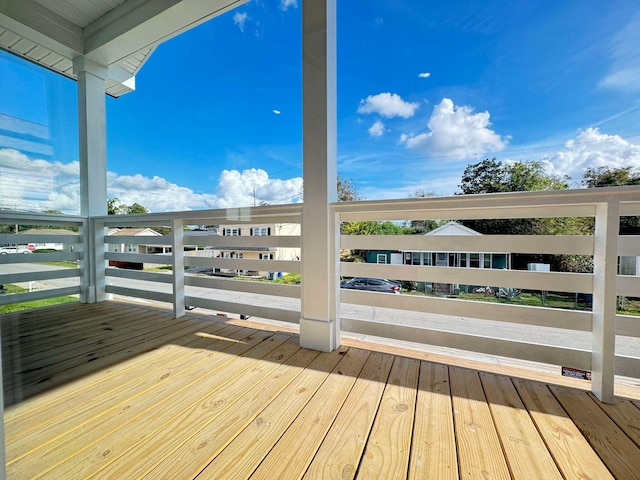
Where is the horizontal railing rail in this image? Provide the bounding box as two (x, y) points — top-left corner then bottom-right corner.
(98, 205), (302, 323)
(0, 212), (85, 307)
(2, 187), (638, 401)
(334, 187), (640, 396)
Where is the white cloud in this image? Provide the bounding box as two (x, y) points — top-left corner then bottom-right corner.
(541, 128), (640, 181)
(357, 92), (419, 119)
(280, 0), (298, 11)
(233, 11), (249, 32)
(0, 149), (80, 213)
(599, 13), (640, 92)
(215, 168), (303, 208)
(368, 120), (386, 138)
(273, 109), (281, 115)
(0, 149), (303, 214)
(400, 98), (507, 158)
(418, 72), (431, 78)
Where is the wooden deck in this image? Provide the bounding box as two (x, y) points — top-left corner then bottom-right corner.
(3, 301), (640, 479)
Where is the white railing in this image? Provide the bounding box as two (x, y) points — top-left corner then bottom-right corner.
(97, 205), (303, 323)
(0, 212), (85, 306)
(334, 187), (640, 400)
(1, 187), (639, 401)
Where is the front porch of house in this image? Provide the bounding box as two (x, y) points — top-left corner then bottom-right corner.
(5, 300), (640, 479)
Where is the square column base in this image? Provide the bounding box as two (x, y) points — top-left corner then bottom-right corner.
(299, 317), (340, 352)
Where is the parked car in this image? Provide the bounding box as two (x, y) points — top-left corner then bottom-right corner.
(0, 246), (32, 254)
(340, 277), (401, 294)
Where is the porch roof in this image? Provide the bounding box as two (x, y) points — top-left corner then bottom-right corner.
(0, 0), (245, 97)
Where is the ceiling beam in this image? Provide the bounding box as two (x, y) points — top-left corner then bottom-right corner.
(84, 0), (247, 67)
(0, 0), (83, 58)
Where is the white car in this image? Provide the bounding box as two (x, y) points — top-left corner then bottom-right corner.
(0, 246), (32, 254)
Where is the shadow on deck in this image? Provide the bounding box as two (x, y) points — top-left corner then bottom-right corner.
(3, 301), (640, 479)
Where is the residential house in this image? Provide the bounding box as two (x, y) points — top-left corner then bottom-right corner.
(216, 222), (300, 276)
(18, 228), (77, 251)
(107, 228), (169, 254)
(402, 221), (511, 295)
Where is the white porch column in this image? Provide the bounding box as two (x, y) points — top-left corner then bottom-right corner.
(591, 201), (619, 403)
(299, 0), (339, 352)
(74, 57), (108, 303)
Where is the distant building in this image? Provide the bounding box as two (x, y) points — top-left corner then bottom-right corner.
(107, 228), (170, 254)
(216, 223), (300, 276)
(402, 221), (511, 296)
(21, 228), (77, 251)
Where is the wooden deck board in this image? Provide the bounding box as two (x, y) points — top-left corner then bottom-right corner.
(199, 347), (351, 480)
(480, 373), (563, 479)
(303, 352), (394, 480)
(449, 367), (511, 479)
(2, 301), (639, 479)
(408, 362), (458, 480)
(249, 348), (372, 480)
(356, 356), (420, 480)
(551, 385), (640, 480)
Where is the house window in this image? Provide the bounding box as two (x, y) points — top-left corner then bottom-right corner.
(484, 254), (492, 269)
(260, 253), (272, 260)
(223, 252), (232, 258)
(411, 252), (422, 265)
(251, 227), (270, 236)
(436, 253), (448, 267)
(127, 244), (136, 253)
(460, 253), (467, 267)
(237, 253), (243, 259)
(470, 253), (480, 268)
(377, 254), (387, 264)
(223, 228), (240, 236)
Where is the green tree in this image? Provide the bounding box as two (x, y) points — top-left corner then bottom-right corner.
(126, 203), (149, 214)
(107, 197), (124, 215)
(337, 177), (362, 202)
(458, 157), (507, 194)
(583, 166), (640, 234)
(108, 198), (149, 215)
(583, 166), (640, 188)
(457, 158), (592, 272)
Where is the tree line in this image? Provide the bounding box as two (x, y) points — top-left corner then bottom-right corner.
(339, 161), (640, 270)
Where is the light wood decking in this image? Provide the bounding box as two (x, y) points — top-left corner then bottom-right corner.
(3, 301), (640, 479)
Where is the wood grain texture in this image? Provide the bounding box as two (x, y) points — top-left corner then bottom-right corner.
(248, 348), (371, 480)
(408, 363), (458, 480)
(4, 301), (640, 479)
(514, 379), (613, 480)
(480, 373), (562, 479)
(356, 356), (420, 480)
(449, 367), (511, 479)
(198, 347), (350, 480)
(590, 394), (640, 449)
(551, 385), (640, 480)
(303, 352), (395, 480)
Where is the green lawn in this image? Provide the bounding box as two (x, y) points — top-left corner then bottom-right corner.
(0, 284), (77, 313)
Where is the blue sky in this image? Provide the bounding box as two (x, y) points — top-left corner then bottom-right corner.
(1, 0), (640, 213)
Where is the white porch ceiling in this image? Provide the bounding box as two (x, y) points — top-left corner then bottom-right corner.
(0, 0), (245, 97)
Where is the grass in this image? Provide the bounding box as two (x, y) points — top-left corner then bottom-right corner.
(0, 284), (77, 313)
(37, 261), (78, 268)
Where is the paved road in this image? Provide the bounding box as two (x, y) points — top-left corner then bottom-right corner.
(3, 262), (639, 363)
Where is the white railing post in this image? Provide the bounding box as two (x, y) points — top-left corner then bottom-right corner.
(172, 218), (185, 318)
(299, 0), (340, 352)
(592, 201), (619, 403)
